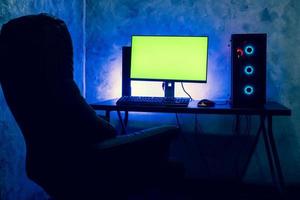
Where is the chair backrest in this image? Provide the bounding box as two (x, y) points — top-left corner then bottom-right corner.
(0, 13), (116, 190)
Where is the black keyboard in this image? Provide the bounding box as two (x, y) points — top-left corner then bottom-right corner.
(116, 96), (190, 107)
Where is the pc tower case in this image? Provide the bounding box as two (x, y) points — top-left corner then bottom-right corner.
(231, 34), (267, 107)
(122, 46), (131, 96)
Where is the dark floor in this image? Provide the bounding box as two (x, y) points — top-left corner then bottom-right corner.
(127, 179), (300, 200)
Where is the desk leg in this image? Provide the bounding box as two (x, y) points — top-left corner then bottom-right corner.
(267, 115), (285, 193)
(124, 111), (129, 126)
(261, 115), (278, 189)
(240, 115), (283, 194)
(261, 115), (285, 195)
(117, 110), (127, 135)
(240, 115), (264, 179)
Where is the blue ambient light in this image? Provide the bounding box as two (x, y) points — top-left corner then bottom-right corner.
(244, 85), (254, 95)
(244, 65), (254, 75)
(244, 45), (254, 55)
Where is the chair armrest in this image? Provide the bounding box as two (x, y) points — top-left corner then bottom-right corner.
(94, 125), (179, 150)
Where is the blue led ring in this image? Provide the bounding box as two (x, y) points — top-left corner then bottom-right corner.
(244, 85), (254, 95)
(244, 45), (254, 55)
(244, 65), (254, 75)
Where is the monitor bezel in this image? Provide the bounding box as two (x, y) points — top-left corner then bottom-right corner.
(130, 35), (209, 83)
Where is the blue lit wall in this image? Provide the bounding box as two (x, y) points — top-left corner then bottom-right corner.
(86, 0), (232, 101)
(1, 0), (300, 199)
(86, 0), (300, 104)
(86, 0), (300, 183)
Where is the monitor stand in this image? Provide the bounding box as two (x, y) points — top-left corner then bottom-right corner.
(163, 81), (175, 98)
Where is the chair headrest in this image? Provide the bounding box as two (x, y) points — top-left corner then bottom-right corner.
(0, 13), (74, 84)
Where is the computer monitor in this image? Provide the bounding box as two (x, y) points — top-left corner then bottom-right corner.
(130, 35), (208, 97)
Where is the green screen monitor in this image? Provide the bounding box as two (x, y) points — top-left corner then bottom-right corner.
(130, 35), (208, 83)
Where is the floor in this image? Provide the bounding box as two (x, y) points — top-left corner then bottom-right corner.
(127, 179), (300, 200)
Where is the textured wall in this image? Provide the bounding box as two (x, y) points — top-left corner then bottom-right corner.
(86, 0), (300, 183)
(86, 0), (232, 101)
(1, 0), (300, 199)
(0, 0), (84, 199)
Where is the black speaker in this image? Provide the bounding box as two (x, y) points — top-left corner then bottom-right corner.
(231, 33), (267, 107)
(122, 46), (131, 96)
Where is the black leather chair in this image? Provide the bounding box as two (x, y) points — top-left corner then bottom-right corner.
(0, 14), (181, 199)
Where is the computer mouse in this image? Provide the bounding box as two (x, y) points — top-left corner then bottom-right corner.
(198, 99), (215, 107)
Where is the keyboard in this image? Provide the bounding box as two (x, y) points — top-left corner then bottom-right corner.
(116, 96), (190, 107)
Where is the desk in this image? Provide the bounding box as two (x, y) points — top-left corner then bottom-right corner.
(90, 100), (291, 194)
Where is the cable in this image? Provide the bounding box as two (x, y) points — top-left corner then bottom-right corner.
(234, 114), (240, 135)
(161, 82), (165, 92)
(194, 114), (204, 135)
(190, 113), (211, 176)
(233, 115), (253, 178)
(194, 114), (198, 135)
(247, 116), (252, 135)
(175, 113), (181, 129)
(245, 115), (250, 135)
(181, 82), (193, 100)
(175, 113), (188, 144)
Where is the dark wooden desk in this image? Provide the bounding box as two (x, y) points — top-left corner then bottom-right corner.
(90, 100), (291, 194)
(91, 99), (290, 116)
